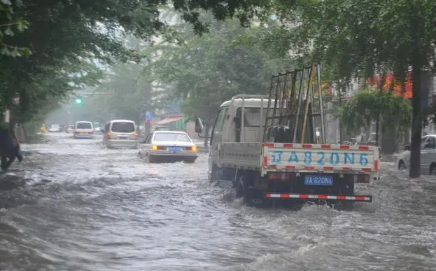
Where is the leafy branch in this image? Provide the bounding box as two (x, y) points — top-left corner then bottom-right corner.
(340, 89), (412, 135)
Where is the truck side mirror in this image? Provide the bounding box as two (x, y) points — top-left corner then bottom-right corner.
(195, 118), (204, 134)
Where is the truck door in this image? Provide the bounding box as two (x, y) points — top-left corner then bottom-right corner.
(208, 107), (228, 176)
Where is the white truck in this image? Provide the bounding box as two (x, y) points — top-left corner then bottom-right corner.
(195, 65), (380, 207)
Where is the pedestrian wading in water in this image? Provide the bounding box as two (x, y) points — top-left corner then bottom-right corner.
(0, 125), (23, 171)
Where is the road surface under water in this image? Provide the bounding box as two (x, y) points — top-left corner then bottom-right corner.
(0, 133), (435, 271)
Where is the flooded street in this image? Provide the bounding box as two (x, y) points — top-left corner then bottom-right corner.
(0, 133), (435, 271)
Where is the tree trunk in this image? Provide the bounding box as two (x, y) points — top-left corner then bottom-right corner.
(381, 131), (397, 154)
(338, 92), (343, 143)
(365, 122), (371, 143)
(409, 66), (422, 178)
(375, 118), (379, 145)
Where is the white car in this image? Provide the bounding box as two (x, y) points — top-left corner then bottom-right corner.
(48, 124), (61, 132)
(397, 134), (436, 175)
(139, 131), (198, 163)
(73, 121), (94, 139)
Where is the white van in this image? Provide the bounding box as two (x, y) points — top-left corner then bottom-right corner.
(103, 119), (138, 149)
(73, 121), (94, 139)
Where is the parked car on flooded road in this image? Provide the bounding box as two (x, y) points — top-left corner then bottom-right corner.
(397, 134), (436, 174)
(138, 131), (198, 163)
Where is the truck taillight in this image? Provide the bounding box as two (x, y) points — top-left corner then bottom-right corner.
(107, 132), (111, 139)
(268, 173), (290, 181)
(354, 175), (370, 183)
(134, 132), (139, 137)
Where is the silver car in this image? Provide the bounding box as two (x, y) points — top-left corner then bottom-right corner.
(139, 131), (198, 163)
(103, 119), (139, 149)
(397, 134), (436, 174)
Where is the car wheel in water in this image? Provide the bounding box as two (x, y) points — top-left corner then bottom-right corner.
(398, 160), (406, 171)
(148, 155), (156, 163)
(335, 201), (355, 211)
(184, 158), (196, 163)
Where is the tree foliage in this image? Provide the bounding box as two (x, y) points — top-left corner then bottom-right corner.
(0, 0), (271, 127)
(0, 0), (30, 57)
(340, 90), (412, 134)
(148, 16), (293, 125)
(90, 61), (155, 123)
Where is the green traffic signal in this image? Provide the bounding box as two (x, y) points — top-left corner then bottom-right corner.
(75, 98), (82, 104)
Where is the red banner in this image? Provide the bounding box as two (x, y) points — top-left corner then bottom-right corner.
(366, 71), (412, 98)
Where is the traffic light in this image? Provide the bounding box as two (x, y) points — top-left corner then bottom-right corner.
(75, 96), (83, 104)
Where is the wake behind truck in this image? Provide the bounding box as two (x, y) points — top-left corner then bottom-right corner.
(195, 64), (380, 207)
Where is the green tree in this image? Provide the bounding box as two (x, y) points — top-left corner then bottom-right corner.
(149, 16), (292, 145)
(340, 90), (412, 139)
(97, 62), (154, 122)
(0, 0), (160, 127)
(0, 0), (30, 57)
(0, 0), (275, 130)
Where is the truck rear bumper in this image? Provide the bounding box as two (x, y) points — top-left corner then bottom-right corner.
(265, 193), (372, 202)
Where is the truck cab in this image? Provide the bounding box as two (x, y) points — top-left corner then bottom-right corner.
(206, 95), (269, 180)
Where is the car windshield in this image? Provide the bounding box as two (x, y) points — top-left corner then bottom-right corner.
(76, 123), (92, 129)
(112, 122), (135, 133)
(153, 133), (191, 142)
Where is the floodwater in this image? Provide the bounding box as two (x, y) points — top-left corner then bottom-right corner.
(0, 133), (435, 271)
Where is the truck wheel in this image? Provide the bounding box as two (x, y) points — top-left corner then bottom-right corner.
(209, 164), (219, 183)
(336, 201), (354, 211)
(235, 174), (243, 198)
(236, 173), (261, 207)
(243, 191), (253, 206)
(239, 178), (252, 206)
(147, 155), (156, 163)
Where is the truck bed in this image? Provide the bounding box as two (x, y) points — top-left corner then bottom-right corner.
(219, 142), (380, 177)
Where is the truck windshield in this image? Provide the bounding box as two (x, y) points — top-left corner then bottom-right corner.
(237, 107), (264, 127)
